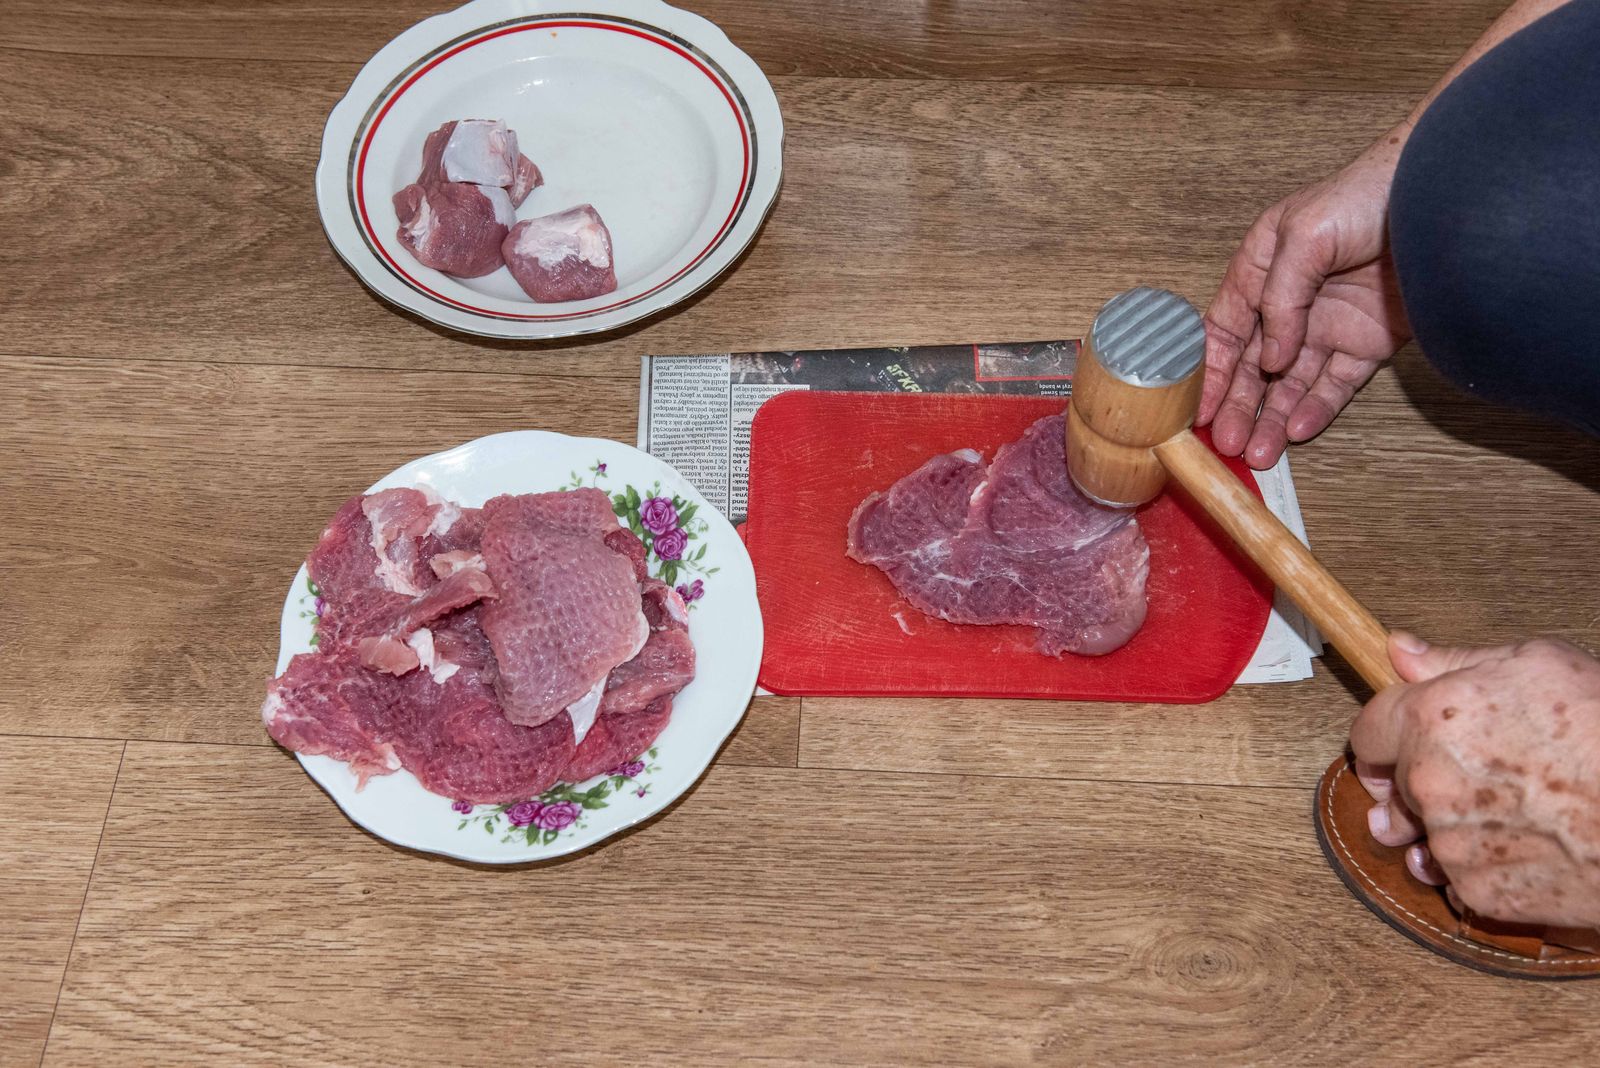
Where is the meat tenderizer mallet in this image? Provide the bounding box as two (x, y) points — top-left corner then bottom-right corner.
(1064, 286), (1400, 692)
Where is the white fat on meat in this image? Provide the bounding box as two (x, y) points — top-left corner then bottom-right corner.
(420, 486), (462, 537)
(659, 586), (690, 628)
(367, 515), (425, 597)
(441, 120), (517, 186)
(514, 206), (612, 269)
(430, 550), (485, 579)
(476, 184), (518, 229)
(405, 628), (460, 685)
(562, 609), (649, 744)
(260, 691), (285, 728)
(564, 676), (605, 745)
(402, 194), (435, 245)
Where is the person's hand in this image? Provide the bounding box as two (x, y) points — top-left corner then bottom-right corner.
(1350, 632), (1600, 928)
(1197, 135), (1413, 469)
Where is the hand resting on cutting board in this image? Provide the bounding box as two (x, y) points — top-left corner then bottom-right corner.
(1349, 632), (1600, 928)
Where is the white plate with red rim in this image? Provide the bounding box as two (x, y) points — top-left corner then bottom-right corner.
(271, 431), (763, 863)
(316, 0), (783, 339)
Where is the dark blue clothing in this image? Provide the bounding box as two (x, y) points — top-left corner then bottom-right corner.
(1389, 0), (1600, 437)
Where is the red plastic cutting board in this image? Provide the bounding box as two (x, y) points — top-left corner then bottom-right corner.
(745, 391), (1274, 702)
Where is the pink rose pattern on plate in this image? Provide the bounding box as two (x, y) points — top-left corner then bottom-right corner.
(454, 748), (663, 846)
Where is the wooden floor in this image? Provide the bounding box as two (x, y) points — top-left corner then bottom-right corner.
(5, 1), (1600, 1063)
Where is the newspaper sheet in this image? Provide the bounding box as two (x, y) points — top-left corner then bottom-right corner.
(638, 341), (1321, 684)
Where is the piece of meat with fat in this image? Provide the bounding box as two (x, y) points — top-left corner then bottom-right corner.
(598, 628), (695, 715)
(502, 204), (618, 303)
(562, 696), (674, 782)
(393, 181), (512, 278)
(605, 528), (649, 582)
(355, 564), (495, 676)
(262, 653), (401, 788)
(508, 153), (544, 206)
(847, 413), (1149, 656)
(479, 490), (648, 727)
(418, 119), (518, 187)
(640, 578), (691, 631)
(308, 487), (456, 601)
(263, 631), (577, 804)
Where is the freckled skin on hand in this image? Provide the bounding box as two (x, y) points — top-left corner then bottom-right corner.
(1357, 637), (1600, 926)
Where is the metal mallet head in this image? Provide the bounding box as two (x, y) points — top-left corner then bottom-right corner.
(1066, 287), (1207, 508)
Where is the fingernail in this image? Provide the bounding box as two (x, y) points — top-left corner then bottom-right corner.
(1392, 631), (1428, 655)
(1406, 845), (1447, 885)
(1367, 805), (1389, 838)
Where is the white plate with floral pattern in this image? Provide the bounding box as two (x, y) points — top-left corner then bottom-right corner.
(315, 0), (783, 339)
(271, 431), (762, 863)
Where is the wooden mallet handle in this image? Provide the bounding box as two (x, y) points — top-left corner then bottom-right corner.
(1154, 430), (1401, 691)
(1069, 288), (1401, 693)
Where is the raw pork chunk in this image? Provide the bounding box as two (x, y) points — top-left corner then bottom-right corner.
(502, 204), (618, 302)
(848, 413), (1149, 656)
(393, 181), (512, 278)
(478, 489), (648, 727)
(508, 153), (544, 207)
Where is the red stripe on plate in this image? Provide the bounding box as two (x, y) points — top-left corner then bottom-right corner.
(355, 19), (753, 321)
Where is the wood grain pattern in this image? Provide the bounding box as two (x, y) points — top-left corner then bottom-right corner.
(41, 743), (1600, 1066)
(10, 0), (1600, 1058)
(0, 48), (1410, 376)
(0, 737), (123, 1068)
(0, 354), (800, 767)
(1, 0), (1500, 93)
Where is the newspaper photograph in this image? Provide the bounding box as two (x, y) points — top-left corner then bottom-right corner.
(638, 341), (1321, 683)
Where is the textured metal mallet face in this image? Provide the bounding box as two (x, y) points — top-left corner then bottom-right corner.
(1089, 287), (1205, 387)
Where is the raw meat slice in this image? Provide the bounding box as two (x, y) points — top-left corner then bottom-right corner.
(419, 506), (485, 563)
(482, 488), (620, 539)
(599, 628), (696, 715)
(317, 588), (410, 655)
(508, 153), (544, 207)
(847, 413), (1149, 656)
(264, 644), (576, 804)
(306, 494), (385, 603)
(563, 696), (674, 782)
(354, 566), (497, 675)
(262, 653), (401, 788)
(640, 579), (690, 632)
(605, 528), (650, 581)
(479, 496), (647, 727)
(502, 205), (618, 303)
(392, 181), (509, 278)
(362, 488), (449, 596)
(374, 659), (576, 804)
(307, 487), (446, 602)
